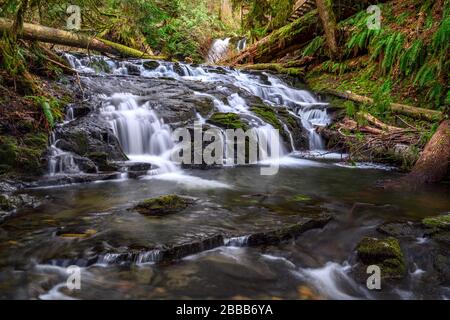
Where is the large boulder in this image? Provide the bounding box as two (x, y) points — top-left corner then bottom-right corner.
(54, 115), (128, 162)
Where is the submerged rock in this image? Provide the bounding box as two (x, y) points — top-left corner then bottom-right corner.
(133, 195), (195, 216)
(376, 221), (424, 238)
(356, 237), (405, 279)
(241, 214), (331, 246)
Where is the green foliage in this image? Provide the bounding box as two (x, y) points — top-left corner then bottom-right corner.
(399, 40), (426, 77)
(345, 11), (382, 54)
(344, 101), (357, 118)
(27, 96), (63, 128)
(371, 31), (405, 75)
(302, 36), (325, 57)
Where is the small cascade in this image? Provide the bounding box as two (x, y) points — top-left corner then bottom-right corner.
(206, 38), (231, 63)
(299, 107), (331, 151)
(236, 38), (247, 52)
(47, 133), (81, 176)
(99, 93), (177, 173)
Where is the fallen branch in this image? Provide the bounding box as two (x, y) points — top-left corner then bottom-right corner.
(325, 89), (442, 121)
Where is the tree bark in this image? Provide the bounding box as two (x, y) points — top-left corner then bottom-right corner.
(404, 120), (450, 184)
(0, 18), (166, 60)
(315, 0), (340, 59)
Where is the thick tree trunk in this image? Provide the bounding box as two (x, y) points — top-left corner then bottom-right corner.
(325, 89), (442, 121)
(0, 18), (166, 60)
(315, 0), (340, 59)
(405, 120), (450, 184)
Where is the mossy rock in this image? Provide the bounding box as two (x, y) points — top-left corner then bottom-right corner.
(250, 105), (282, 130)
(133, 195), (194, 216)
(208, 113), (247, 130)
(0, 195), (13, 211)
(143, 61), (160, 70)
(356, 237), (405, 279)
(422, 215), (450, 231)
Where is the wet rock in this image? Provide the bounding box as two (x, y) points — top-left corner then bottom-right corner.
(127, 163), (152, 172)
(422, 214), (450, 231)
(243, 214), (332, 246)
(125, 63), (141, 76)
(26, 173), (121, 188)
(208, 113), (248, 130)
(377, 221), (424, 238)
(433, 254), (450, 285)
(173, 63), (185, 76)
(162, 235), (224, 261)
(72, 155), (97, 173)
(55, 116), (128, 162)
(86, 152), (118, 172)
(132, 195), (195, 216)
(68, 104), (91, 119)
(422, 214), (450, 245)
(143, 61), (160, 70)
(356, 237), (405, 279)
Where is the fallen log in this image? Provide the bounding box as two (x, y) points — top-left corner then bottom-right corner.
(358, 112), (404, 132)
(325, 89), (442, 121)
(0, 18), (167, 60)
(240, 63), (304, 77)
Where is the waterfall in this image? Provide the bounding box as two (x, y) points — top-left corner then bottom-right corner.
(206, 38), (231, 63)
(47, 133), (81, 176)
(99, 93), (176, 173)
(236, 38), (247, 52)
(62, 53), (332, 166)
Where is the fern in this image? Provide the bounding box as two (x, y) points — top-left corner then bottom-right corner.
(399, 40), (426, 77)
(414, 63), (437, 87)
(302, 36), (324, 57)
(432, 17), (450, 56)
(41, 101), (55, 128)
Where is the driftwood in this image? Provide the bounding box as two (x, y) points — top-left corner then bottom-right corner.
(325, 89), (442, 122)
(0, 18), (166, 60)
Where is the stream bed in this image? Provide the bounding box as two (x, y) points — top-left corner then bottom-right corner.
(0, 55), (448, 300)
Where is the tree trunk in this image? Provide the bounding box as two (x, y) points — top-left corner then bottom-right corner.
(315, 0), (340, 59)
(405, 120), (450, 184)
(0, 18), (166, 60)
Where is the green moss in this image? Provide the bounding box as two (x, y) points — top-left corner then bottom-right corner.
(133, 195), (193, 216)
(356, 237), (405, 278)
(208, 113), (247, 130)
(250, 105), (282, 130)
(292, 195), (312, 202)
(242, 64), (304, 78)
(0, 195), (13, 211)
(0, 133), (48, 177)
(422, 215), (450, 230)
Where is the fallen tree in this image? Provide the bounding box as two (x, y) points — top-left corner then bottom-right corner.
(0, 18), (166, 60)
(325, 89), (443, 121)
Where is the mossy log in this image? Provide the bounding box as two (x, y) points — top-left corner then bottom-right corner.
(0, 18), (166, 60)
(223, 0), (391, 65)
(240, 63), (304, 77)
(325, 89), (442, 121)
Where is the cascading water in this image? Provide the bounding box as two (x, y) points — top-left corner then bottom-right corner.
(236, 38), (247, 52)
(206, 38), (231, 63)
(62, 53), (332, 172)
(99, 93), (176, 174)
(47, 133), (81, 176)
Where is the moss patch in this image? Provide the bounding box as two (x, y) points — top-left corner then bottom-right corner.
(250, 105), (282, 130)
(0, 133), (48, 177)
(208, 113), (247, 130)
(422, 215), (450, 231)
(133, 195), (194, 216)
(0, 195), (13, 211)
(356, 237), (405, 279)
